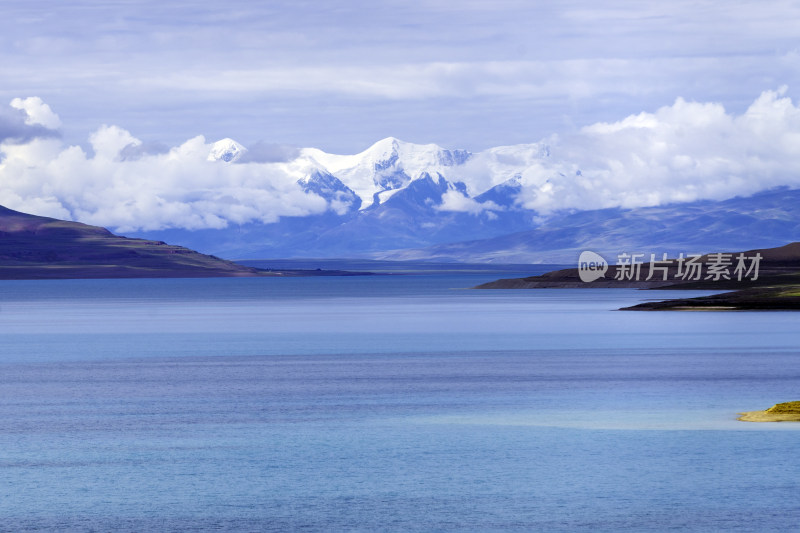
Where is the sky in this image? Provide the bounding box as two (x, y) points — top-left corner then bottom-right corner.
(3, 0), (800, 153)
(2, 1), (800, 232)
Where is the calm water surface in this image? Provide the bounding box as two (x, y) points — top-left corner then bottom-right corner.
(0, 266), (798, 531)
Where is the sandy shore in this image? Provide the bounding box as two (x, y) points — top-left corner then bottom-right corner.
(738, 402), (800, 422)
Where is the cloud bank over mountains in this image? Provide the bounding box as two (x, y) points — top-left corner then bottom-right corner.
(1, 89), (800, 233)
(519, 86), (800, 212)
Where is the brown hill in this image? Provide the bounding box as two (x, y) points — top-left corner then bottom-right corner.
(0, 205), (266, 279)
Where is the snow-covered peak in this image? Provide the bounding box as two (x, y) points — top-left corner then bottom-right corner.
(360, 137), (471, 171)
(456, 142), (552, 195)
(363, 136), (403, 159)
(200, 135), (551, 214)
(298, 137), (471, 209)
(208, 138), (247, 163)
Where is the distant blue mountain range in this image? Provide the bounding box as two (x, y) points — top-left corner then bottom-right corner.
(376, 186), (800, 263)
(131, 181), (800, 262)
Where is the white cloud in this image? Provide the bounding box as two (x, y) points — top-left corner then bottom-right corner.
(514, 87), (800, 212)
(4, 90), (800, 235)
(437, 189), (501, 217)
(9, 97), (62, 129)
(0, 107), (330, 232)
(89, 125), (141, 159)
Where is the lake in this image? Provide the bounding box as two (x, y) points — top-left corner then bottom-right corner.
(0, 264), (798, 531)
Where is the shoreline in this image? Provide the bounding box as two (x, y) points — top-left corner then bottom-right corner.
(738, 402), (800, 422)
(474, 243), (800, 310)
(738, 411), (800, 422)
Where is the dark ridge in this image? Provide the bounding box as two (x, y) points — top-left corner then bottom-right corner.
(476, 242), (800, 311)
(0, 205), (268, 279)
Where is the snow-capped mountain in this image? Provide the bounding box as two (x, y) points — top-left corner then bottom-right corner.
(130, 136), (800, 261)
(297, 170), (362, 214)
(297, 137), (472, 209)
(207, 138), (247, 162)
(206, 136), (536, 210)
(137, 136), (543, 258)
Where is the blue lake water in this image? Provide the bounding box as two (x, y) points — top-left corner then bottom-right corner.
(0, 266), (798, 531)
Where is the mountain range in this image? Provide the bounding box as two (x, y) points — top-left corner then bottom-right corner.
(127, 137), (800, 262)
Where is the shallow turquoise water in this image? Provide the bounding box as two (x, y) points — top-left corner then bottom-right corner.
(0, 271), (798, 531)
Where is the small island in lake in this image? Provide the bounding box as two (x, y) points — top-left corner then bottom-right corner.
(738, 401), (800, 422)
